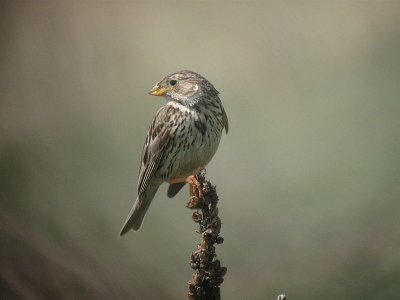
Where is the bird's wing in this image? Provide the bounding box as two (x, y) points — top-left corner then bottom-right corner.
(221, 104), (229, 134)
(137, 105), (173, 195)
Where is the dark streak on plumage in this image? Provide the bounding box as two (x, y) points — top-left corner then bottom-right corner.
(120, 70), (228, 235)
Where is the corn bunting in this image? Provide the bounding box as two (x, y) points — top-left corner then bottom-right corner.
(120, 70), (228, 236)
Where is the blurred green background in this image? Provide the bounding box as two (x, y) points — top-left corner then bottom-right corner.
(1, 1), (400, 299)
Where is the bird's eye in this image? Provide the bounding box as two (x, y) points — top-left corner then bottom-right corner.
(169, 80), (177, 86)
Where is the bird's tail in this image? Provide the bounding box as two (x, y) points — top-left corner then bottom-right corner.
(119, 186), (159, 236)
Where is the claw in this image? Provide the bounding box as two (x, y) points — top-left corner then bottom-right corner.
(186, 175), (204, 198)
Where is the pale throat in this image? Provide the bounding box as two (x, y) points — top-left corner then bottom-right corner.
(167, 92), (202, 107)
(167, 101), (196, 116)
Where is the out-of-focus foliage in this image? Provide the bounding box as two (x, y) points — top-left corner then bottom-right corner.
(1, 1), (400, 299)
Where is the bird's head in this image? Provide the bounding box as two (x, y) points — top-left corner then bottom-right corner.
(148, 70), (218, 105)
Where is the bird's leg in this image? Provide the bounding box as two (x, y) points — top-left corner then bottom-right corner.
(168, 178), (186, 184)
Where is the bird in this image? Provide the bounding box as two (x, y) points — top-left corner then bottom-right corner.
(119, 70), (228, 236)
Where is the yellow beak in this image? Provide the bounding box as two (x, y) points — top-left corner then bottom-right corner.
(149, 85), (170, 96)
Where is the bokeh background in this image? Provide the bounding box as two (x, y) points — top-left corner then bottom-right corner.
(1, 1), (400, 299)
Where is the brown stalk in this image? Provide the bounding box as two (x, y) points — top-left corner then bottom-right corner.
(187, 170), (226, 300)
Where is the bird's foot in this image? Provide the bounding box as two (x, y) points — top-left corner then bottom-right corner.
(186, 175), (204, 198)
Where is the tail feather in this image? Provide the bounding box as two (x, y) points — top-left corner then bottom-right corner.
(119, 187), (159, 236)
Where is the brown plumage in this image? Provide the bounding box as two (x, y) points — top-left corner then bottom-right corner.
(119, 70), (228, 236)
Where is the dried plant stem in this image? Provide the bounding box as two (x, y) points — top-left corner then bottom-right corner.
(187, 171), (226, 300)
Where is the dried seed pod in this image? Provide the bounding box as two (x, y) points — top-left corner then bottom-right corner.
(187, 196), (201, 209)
(192, 212), (202, 222)
(194, 273), (203, 285)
